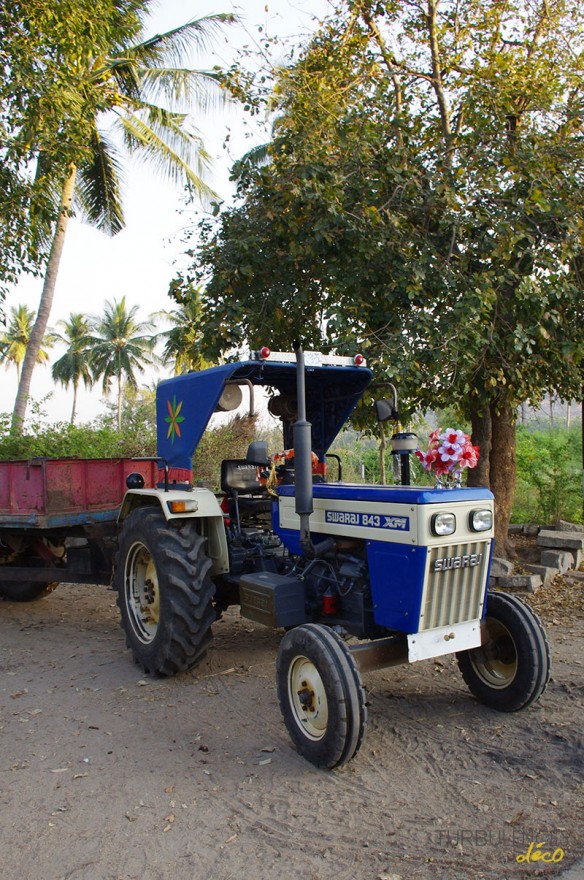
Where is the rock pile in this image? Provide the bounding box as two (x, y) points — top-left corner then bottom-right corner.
(490, 520), (584, 593)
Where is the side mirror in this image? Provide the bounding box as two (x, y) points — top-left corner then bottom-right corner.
(246, 441), (269, 466)
(375, 398), (398, 423)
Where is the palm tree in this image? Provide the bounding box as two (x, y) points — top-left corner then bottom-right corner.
(0, 304), (52, 383)
(50, 313), (94, 424)
(90, 297), (157, 430)
(153, 284), (212, 375)
(12, 6), (233, 431)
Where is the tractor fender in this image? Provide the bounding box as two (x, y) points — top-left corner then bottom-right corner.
(118, 488), (229, 576)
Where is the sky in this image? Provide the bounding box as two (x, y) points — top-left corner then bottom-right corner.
(4, 0), (330, 425)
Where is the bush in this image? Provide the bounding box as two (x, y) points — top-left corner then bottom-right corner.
(0, 405), (265, 494)
(513, 425), (582, 525)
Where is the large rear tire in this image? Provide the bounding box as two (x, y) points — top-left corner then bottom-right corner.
(277, 624), (367, 769)
(114, 508), (215, 676)
(457, 591), (550, 711)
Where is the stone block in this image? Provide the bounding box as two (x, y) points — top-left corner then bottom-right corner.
(508, 524), (525, 535)
(524, 524), (540, 537)
(523, 563), (559, 587)
(540, 550), (574, 573)
(490, 557), (515, 577)
(537, 530), (584, 552)
(552, 520), (584, 534)
(497, 574), (543, 593)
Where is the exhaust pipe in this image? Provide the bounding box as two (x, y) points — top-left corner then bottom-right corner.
(293, 341), (334, 559)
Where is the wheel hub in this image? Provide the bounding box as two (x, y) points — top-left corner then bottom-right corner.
(125, 543), (160, 643)
(288, 656), (329, 741)
(473, 619), (518, 688)
(297, 682), (316, 712)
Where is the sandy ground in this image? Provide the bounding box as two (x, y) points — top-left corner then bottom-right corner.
(1, 575), (583, 880)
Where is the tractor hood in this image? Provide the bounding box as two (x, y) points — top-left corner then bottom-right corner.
(156, 358), (373, 473)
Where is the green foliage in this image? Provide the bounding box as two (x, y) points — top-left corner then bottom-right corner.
(0, 386), (158, 459)
(50, 313), (94, 422)
(0, 0), (144, 296)
(194, 0), (584, 417)
(331, 421), (583, 525)
(6, 2), (234, 428)
(513, 425), (582, 525)
(0, 412), (151, 460)
(89, 297), (158, 430)
(191, 0), (584, 548)
(155, 279), (213, 374)
(0, 305), (53, 379)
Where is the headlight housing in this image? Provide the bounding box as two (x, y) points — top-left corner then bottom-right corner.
(469, 509), (493, 532)
(167, 499), (199, 514)
(431, 512), (456, 536)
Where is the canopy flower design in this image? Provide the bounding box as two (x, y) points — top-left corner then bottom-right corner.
(416, 428), (480, 485)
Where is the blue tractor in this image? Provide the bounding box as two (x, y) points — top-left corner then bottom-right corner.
(114, 345), (550, 768)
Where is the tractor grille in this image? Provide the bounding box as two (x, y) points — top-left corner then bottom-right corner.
(418, 541), (490, 631)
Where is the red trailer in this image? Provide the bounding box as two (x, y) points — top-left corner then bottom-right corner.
(0, 458), (158, 600)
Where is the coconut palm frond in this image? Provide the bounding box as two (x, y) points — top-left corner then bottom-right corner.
(100, 56), (143, 102)
(89, 297), (158, 412)
(127, 14), (237, 68)
(115, 112), (214, 198)
(138, 66), (227, 111)
(75, 129), (125, 235)
(11, 6), (232, 428)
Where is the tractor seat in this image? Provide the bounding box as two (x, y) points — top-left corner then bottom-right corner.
(220, 460), (272, 515)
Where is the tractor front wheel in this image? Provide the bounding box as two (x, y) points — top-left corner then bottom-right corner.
(457, 591), (550, 712)
(114, 508), (215, 676)
(277, 624), (367, 769)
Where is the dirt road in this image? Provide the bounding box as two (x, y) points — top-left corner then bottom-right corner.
(1, 578), (582, 880)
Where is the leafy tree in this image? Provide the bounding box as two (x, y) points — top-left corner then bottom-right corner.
(0, 0), (85, 299)
(89, 296), (157, 431)
(0, 305), (52, 382)
(50, 313), (94, 423)
(153, 279), (212, 374)
(194, 0), (584, 555)
(7, 0), (234, 432)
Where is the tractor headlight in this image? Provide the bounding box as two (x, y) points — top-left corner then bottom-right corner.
(469, 508), (493, 532)
(431, 512), (456, 536)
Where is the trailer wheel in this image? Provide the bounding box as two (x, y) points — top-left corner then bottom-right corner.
(457, 591), (550, 712)
(114, 508), (215, 676)
(277, 624), (367, 769)
(0, 580), (57, 601)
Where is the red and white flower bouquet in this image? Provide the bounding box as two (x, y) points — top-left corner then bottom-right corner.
(416, 428), (480, 487)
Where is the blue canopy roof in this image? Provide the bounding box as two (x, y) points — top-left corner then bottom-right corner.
(156, 358), (373, 472)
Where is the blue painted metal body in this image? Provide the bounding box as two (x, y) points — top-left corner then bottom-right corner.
(366, 543), (428, 632)
(277, 483), (493, 506)
(274, 483), (494, 632)
(156, 359), (373, 471)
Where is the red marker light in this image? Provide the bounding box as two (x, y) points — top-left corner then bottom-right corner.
(354, 354), (365, 365)
(260, 346), (271, 359)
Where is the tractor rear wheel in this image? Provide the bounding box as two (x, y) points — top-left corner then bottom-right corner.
(277, 624), (367, 769)
(457, 591), (550, 711)
(114, 508), (215, 676)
